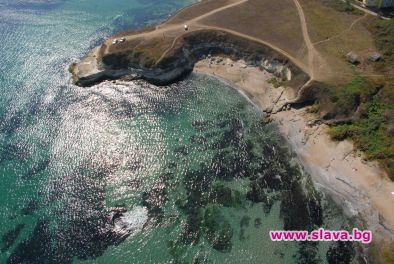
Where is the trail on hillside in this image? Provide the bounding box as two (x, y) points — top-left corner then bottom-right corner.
(105, 0), (249, 55)
(292, 0), (317, 79)
(287, 0), (331, 104)
(313, 14), (367, 46)
(157, 0), (311, 73)
(104, 0), (316, 81)
(196, 25), (310, 74)
(189, 0), (249, 23)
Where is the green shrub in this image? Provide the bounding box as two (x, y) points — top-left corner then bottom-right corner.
(267, 77), (283, 88)
(328, 124), (356, 140)
(307, 101), (320, 114)
(382, 249), (394, 264)
(329, 99), (394, 178)
(324, 0), (361, 14)
(329, 75), (375, 115)
(373, 19), (394, 63)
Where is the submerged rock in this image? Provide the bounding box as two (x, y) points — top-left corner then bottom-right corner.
(174, 146), (189, 156)
(280, 182), (323, 230)
(1, 224), (24, 252)
(142, 183), (168, 219)
(181, 208), (203, 245)
(21, 200), (39, 216)
(22, 159), (50, 180)
(240, 216), (251, 228)
(203, 206), (233, 252)
(254, 218), (262, 228)
(7, 221), (54, 264)
(326, 241), (355, 264)
(239, 228), (246, 241)
(297, 241), (321, 264)
(211, 184), (242, 207)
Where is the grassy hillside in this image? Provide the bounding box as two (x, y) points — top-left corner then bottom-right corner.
(328, 18), (394, 180)
(323, 0), (360, 14)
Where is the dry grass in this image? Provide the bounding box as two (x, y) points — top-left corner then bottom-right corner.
(100, 0), (384, 87)
(300, 0), (361, 42)
(164, 0), (237, 25)
(105, 36), (175, 68)
(197, 0), (306, 61)
(102, 0), (308, 72)
(112, 26), (157, 38)
(299, 0), (379, 84)
(101, 0), (382, 85)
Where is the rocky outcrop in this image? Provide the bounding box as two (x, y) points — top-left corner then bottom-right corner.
(71, 30), (308, 88)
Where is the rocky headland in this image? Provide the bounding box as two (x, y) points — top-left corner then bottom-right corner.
(70, 29), (308, 90)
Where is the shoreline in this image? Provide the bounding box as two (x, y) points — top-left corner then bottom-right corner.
(69, 0), (394, 249)
(194, 57), (394, 243)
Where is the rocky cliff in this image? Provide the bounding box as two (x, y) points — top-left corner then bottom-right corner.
(71, 30), (309, 89)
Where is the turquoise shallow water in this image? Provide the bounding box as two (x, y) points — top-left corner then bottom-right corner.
(0, 1), (358, 263)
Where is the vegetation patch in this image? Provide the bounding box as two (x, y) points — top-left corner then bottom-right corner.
(328, 75), (377, 115)
(382, 248), (394, 264)
(322, 0), (361, 14)
(370, 19), (394, 65)
(326, 18), (394, 179)
(306, 101), (320, 114)
(267, 77), (283, 88)
(329, 98), (394, 179)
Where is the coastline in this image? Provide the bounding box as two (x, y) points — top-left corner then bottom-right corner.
(68, 0), (394, 249)
(73, 45), (394, 242)
(194, 57), (394, 242)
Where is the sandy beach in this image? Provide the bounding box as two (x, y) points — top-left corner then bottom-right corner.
(194, 57), (394, 243)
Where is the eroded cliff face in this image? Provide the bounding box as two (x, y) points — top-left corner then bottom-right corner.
(71, 30), (309, 88)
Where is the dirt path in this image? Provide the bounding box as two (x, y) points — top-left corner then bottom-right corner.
(207, 26), (308, 73)
(189, 0), (249, 24)
(291, 0), (317, 78)
(103, 0), (340, 82)
(157, 24), (310, 74)
(287, 0), (333, 104)
(346, 0), (390, 20)
(106, 0), (249, 54)
(104, 0), (314, 78)
(313, 14), (368, 46)
(145, 0), (312, 74)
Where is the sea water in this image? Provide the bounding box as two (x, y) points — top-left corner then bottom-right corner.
(0, 0), (357, 263)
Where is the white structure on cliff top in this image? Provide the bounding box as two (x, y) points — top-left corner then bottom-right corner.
(362, 0), (394, 8)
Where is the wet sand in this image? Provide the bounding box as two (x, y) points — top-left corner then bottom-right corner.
(194, 57), (394, 242)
